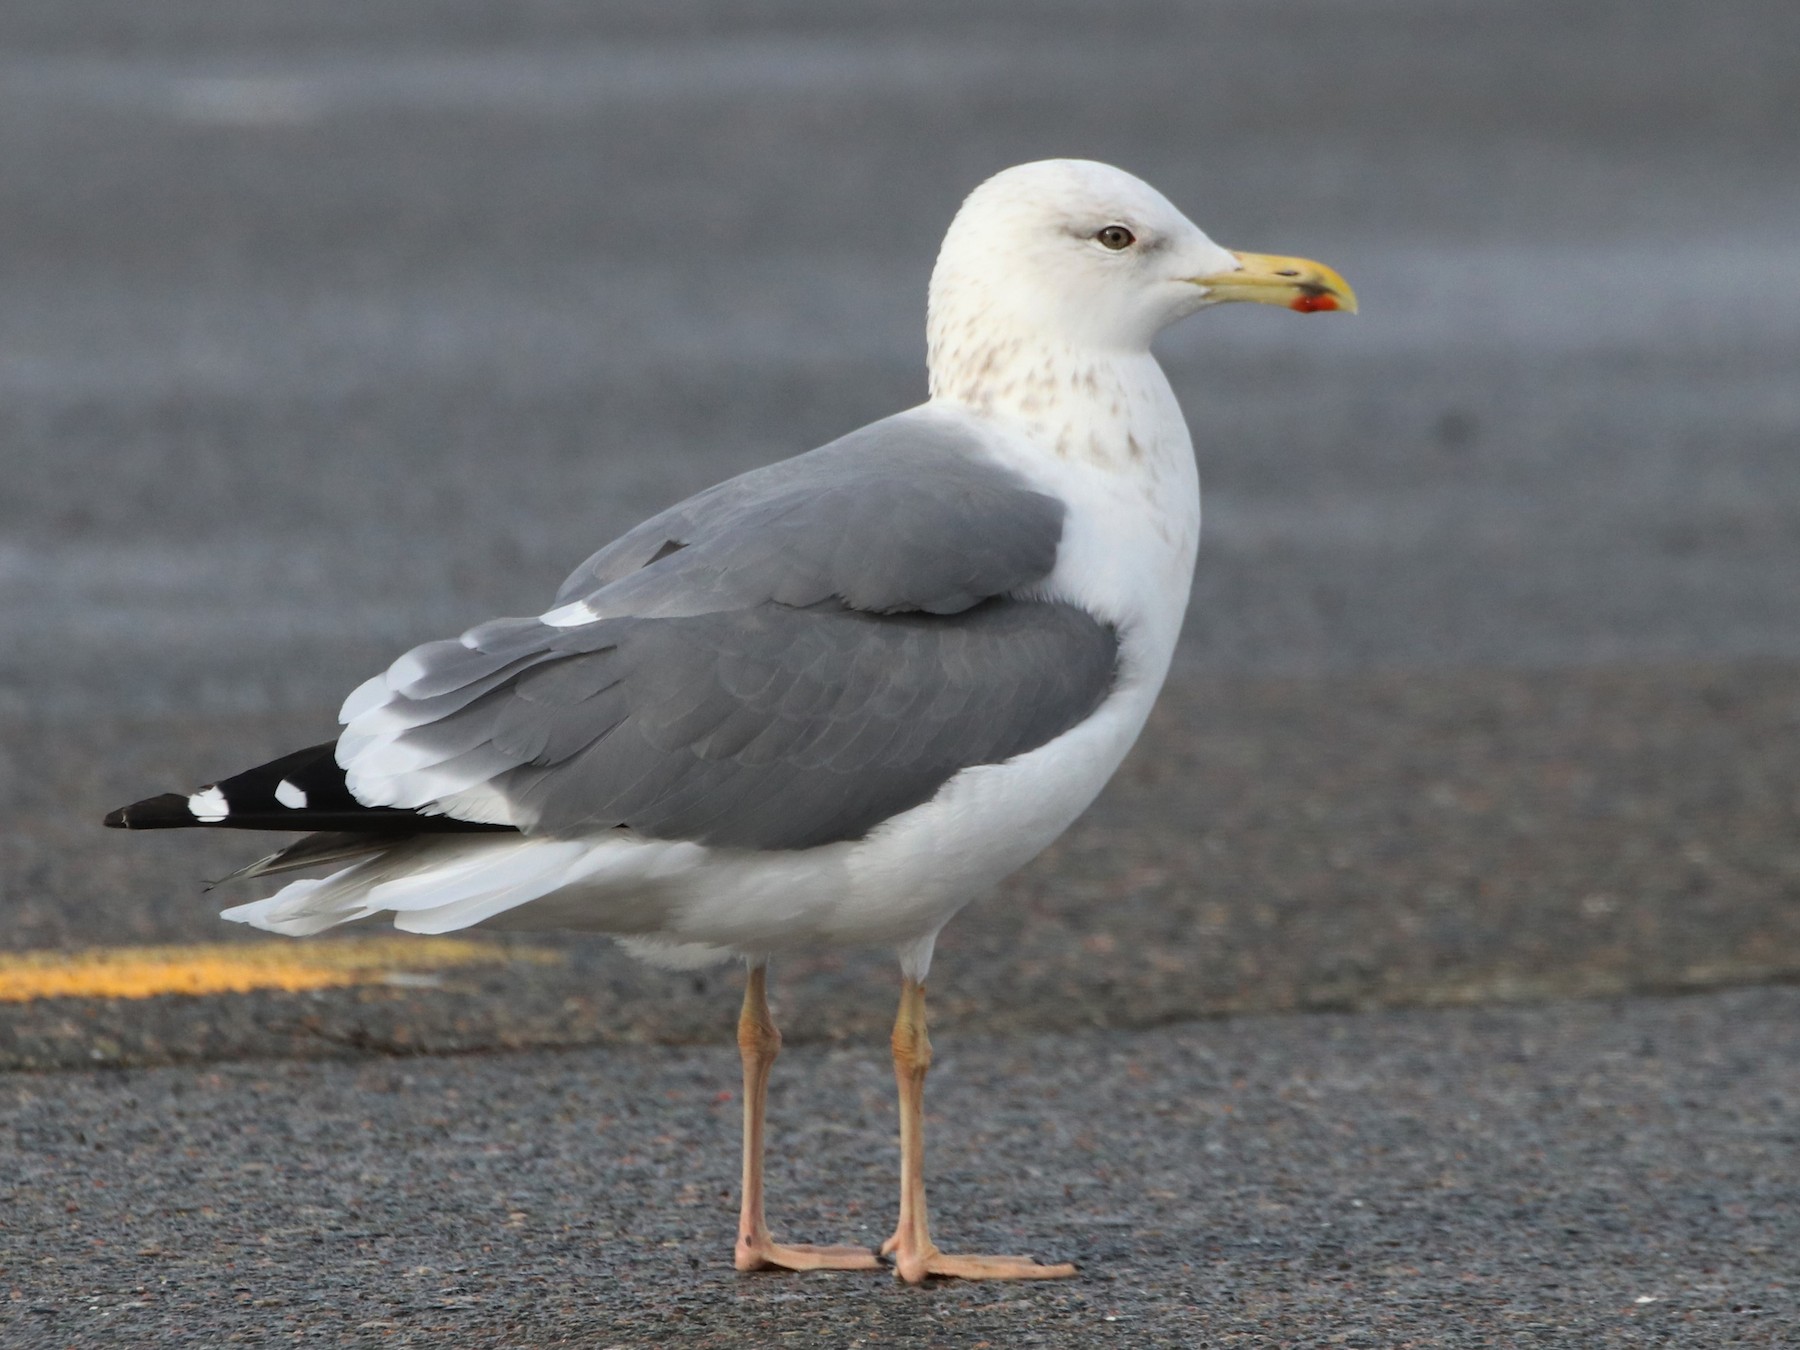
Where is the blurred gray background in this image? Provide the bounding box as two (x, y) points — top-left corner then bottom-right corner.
(1, 3), (1797, 1341)
(4, 1), (1799, 723)
(5, 0), (1797, 1012)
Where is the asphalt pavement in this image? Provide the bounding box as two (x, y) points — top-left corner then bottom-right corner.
(7, 989), (1798, 1346)
(2, 1), (1797, 1344)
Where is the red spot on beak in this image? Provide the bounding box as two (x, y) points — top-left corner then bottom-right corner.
(1290, 294), (1340, 313)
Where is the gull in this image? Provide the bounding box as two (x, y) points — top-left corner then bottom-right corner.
(106, 159), (1354, 1282)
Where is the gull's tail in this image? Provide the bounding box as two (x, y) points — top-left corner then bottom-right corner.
(103, 739), (707, 949)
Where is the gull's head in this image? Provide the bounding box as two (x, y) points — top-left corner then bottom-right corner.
(929, 159), (1355, 359)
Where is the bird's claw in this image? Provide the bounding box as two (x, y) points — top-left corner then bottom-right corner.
(734, 1239), (882, 1273)
(886, 1239), (1077, 1283)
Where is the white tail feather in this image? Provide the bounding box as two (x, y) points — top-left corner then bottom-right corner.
(220, 867), (379, 936)
(219, 835), (664, 938)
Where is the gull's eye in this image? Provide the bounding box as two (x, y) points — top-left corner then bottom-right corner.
(1095, 225), (1136, 251)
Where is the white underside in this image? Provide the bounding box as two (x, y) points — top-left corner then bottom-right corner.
(224, 673), (1158, 973)
(223, 382), (1200, 978)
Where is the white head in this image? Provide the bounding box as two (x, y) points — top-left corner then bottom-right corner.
(926, 160), (1354, 383)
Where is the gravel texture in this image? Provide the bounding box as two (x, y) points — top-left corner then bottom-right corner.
(4, 988), (1796, 1346)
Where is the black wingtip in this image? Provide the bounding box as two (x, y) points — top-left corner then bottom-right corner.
(104, 793), (197, 830)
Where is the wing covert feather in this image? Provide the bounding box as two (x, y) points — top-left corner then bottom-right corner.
(352, 601), (1117, 849)
(339, 409), (1117, 848)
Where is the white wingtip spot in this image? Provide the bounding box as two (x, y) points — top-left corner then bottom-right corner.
(187, 786), (230, 822)
(274, 779), (309, 809)
(540, 600), (601, 628)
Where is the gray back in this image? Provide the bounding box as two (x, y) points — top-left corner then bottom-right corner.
(344, 411), (1121, 850)
(552, 413), (1066, 617)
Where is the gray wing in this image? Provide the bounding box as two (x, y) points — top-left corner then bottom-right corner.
(548, 411), (1065, 617)
(354, 600), (1117, 849)
(338, 410), (1119, 850)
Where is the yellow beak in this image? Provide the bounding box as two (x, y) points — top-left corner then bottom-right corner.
(1189, 250), (1358, 314)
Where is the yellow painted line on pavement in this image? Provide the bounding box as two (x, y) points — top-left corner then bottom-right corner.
(0, 938), (561, 1003)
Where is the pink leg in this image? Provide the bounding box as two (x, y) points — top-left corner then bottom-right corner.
(882, 977), (1077, 1284)
(733, 964), (880, 1274)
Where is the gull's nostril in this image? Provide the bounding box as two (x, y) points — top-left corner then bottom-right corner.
(1276, 269), (1301, 278)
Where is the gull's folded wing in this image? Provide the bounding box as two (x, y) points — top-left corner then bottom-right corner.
(339, 410), (1120, 850)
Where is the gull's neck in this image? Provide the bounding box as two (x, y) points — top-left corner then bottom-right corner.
(927, 310), (1201, 695)
(926, 314), (1193, 485)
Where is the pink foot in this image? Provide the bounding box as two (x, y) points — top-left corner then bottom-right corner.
(734, 1238), (882, 1273)
(888, 1239), (1077, 1284)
